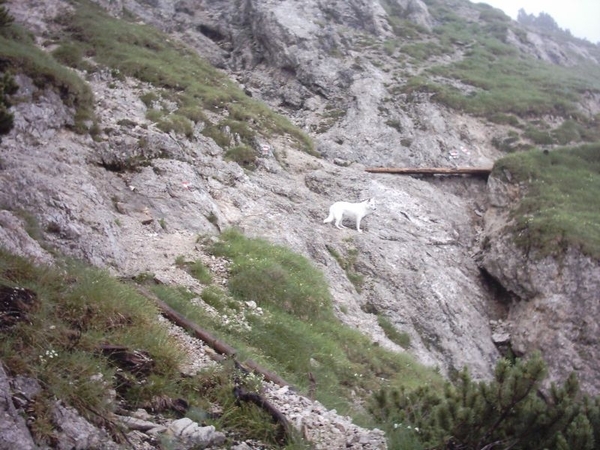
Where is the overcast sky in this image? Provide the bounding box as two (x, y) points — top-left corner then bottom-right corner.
(475, 0), (600, 43)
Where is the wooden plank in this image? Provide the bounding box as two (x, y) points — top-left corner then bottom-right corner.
(365, 167), (492, 176)
(136, 286), (292, 387)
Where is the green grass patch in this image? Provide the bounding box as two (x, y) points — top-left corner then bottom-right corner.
(174, 255), (212, 284)
(210, 229), (334, 321)
(493, 144), (600, 259)
(378, 315), (411, 349)
(0, 248), (309, 447)
(400, 0), (600, 143)
(0, 25), (95, 133)
(183, 230), (442, 418)
(0, 250), (183, 426)
(224, 145), (258, 170)
(326, 244), (365, 293)
(155, 113), (194, 138)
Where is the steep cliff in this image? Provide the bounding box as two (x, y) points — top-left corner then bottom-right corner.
(1, 0), (599, 406)
(480, 149), (600, 396)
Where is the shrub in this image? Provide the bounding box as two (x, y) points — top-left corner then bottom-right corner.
(371, 353), (599, 449)
(0, 72), (18, 136)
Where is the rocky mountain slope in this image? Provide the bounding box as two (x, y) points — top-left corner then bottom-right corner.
(1, 0), (599, 441)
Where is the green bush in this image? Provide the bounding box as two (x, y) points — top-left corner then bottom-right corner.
(0, 72), (18, 136)
(371, 353), (599, 449)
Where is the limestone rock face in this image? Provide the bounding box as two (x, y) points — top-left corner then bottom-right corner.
(0, 366), (37, 450)
(480, 173), (600, 396)
(2, 0), (598, 420)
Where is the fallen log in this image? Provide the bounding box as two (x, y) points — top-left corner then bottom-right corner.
(136, 286), (291, 388)
(365, 166), (492, 177)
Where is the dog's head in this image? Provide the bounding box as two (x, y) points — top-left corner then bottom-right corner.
(366, 197), (376, 211)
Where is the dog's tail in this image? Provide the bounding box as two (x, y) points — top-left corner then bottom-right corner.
(323, 212), (334, 224)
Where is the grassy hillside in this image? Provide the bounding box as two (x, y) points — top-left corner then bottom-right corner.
(0, 0), (314, 158)
(492, 144), (600, 259)
(382, 0), (600, 150)
(0, 229), (443, 447)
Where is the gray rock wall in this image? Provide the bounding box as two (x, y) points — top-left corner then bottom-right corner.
(480, 174), (600, 395)
(4, 0), (598, 400)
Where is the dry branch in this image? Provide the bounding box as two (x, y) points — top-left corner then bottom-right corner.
(234, 385), (292, 444)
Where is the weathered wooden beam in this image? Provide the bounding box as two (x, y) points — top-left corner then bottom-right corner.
(136, 286), (292, 387)
(365, 167), (492, 177)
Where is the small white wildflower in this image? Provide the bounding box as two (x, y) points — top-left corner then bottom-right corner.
(45, 349), (58, 359)
(90, 373), (104, 382)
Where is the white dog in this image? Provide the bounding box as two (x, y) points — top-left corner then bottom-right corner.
(323, 198), (376, 233)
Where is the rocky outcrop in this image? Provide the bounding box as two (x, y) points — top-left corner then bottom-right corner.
(0, 365), (36, 450)
(506, 28), (600, 67)
(2, 0), (504, 382)
(480, 174), (600, 396)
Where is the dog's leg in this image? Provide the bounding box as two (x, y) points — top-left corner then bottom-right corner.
(356, 216), (363, 233)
